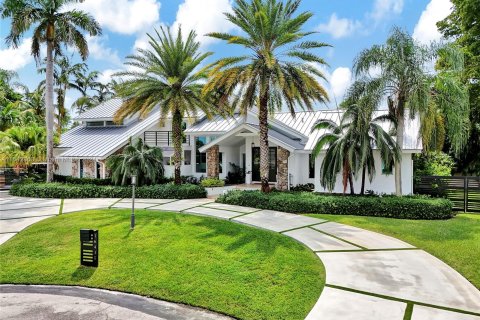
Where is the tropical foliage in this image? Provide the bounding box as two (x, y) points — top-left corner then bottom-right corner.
(1, 0), (102, 182)
(352, 27), (469, 194)
(204, 0), (330, 192)
(0, 124), (47, 168)
(106, 138), (164, 186)
(113, 27), (214, 185)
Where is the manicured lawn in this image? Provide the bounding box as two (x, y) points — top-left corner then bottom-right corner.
(0, 209), (324, 320)
(306, 213), (480, 289)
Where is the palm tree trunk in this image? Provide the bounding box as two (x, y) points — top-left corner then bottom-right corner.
(172, 110), (183, 185)
(259, 86), (270, 193)
(45, 33), (55, 183)
(360, 165), (366, 195)
(395, 105), (404, 196)
(348, 172), (355, 195)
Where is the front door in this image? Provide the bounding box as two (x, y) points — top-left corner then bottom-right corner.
(252, 147), (277, 182)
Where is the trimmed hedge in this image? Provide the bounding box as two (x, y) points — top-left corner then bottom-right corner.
(10, 182), (207, 199)
(216, 190), (454, 220)
(54, 174), (112, 186)
(201, 178), (225, 188)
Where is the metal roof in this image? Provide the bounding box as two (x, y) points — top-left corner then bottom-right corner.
(185, 113), (243, 134)
(74, 98), (123, 121)
(58, 110), (159, 159)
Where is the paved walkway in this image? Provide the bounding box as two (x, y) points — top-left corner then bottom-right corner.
(1, 193), (480, 319)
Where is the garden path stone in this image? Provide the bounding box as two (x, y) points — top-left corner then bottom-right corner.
(202, 202), (259, 213)
(149, 199), (214, 212)
(0, 216), (54, 233)
(0, 233), (16, 245)
(112, 202), (160, 209)
(0, 199), (60, 211)
(284, 228), (361, 251)
(233, 210), (325, 232)
(411, 305), (480, 320)
(317, 250), (480, 313)
(306, 287), (406, 320)
(184, 206), (241, 220)
(62, 199), (120, 214)
(312, 222), (415, 249)
(0, 206), (60, 219)
(130, 199), (176, 204)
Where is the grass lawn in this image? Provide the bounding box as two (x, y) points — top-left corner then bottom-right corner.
(306, 213), (480, 289)
(0, 209), (325, 320)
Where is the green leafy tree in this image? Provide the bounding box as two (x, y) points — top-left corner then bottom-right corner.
(0, 124), (47, 168)
(413, 151), (455, 183)
(1, 0), (102, 182)
(353, 27), (469, 195)
(106, 138), (164, 186)
(204, 0), (330, 192)
(113, 27), (214, 184)
(438, 0), (480, 175)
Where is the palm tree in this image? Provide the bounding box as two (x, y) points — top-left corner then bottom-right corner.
(0, 124), (47, 168)
(2, 0), (102, 182)
(106, 138), (164, 186)
(204, 0), (330, 192)
(71, 70), (102, 113)
(113, 27), (214, 185)
(353, 28), (469, 195)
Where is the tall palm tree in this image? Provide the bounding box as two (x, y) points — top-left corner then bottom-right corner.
(353, 28), (469, 195)
(106, 138), (164, 186)
(204, 0), (330, 192)
(2, 0), (102, 182)
(71, 70), (102, 113)
(113, 27), (214, 184)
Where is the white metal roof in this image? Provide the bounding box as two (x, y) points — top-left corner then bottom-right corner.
(185, 113), (244, 134)
(58, 110), (159, 159)
(74, 98), (123, 121)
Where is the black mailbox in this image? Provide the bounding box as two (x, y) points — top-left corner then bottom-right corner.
(80, 229), (98, 267)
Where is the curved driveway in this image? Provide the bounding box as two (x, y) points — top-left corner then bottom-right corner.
(1, 193), (480, 320)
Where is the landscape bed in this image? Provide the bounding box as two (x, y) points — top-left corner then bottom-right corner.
(0, 209), (325, 320)
(9, 182), (207, 199)
(216, 190), (454, 220)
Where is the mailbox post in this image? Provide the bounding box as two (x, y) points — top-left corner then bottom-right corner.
(80, 229), (98, 267)
(131, 175), (137, 229)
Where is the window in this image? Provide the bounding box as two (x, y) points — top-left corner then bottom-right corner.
(79, 159), (84, 178)
(309, 154), (315, 179)
(105, 120), (123, 126)
(382, 159), (394, 175)
(86, 121), (104, 127)
(219, 152), (223, 174)
(195, 137), (207, 172)
(96, 162), (101, 179)
(184, 150), (191, 165)
(163, 157), (172, 166)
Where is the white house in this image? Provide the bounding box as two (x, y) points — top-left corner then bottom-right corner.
(55, 99), (422, 194)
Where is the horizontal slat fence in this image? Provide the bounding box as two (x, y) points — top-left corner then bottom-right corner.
(415, 176), (480, 213)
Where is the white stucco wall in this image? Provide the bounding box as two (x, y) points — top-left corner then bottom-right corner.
(304, 151), (415, 195)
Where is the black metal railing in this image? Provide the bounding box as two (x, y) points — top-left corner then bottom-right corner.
(143, 131), (190, 147)
(415, 176), (480, 213)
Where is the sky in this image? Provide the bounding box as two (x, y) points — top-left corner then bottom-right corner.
(0, 0), (453, 111)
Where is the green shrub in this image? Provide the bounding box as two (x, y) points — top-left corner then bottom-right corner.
(54, 174), (112, 186)
(290, 183), (315, 192)
(10, 182), (207, 199)
(200, 178), (225, 188)
(414, 151), (455, 182)
(216, 190), (454, 220)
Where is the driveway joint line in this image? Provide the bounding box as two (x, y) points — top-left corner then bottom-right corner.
(108, 198), (124, 209)
(315, 248), (420, 253)
(308, 226), (367, 250)
(0, 204), (60, 211)
(0, 214), (57, 221)
(228, 211), (256, 220)
(279, 223), (326, 234)
(325, 284), (480, 317)
(199, 204), (261, 215)
(403, 303), (413, 320)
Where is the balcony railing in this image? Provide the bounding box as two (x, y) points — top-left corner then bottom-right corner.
(144, 131), (190, 147)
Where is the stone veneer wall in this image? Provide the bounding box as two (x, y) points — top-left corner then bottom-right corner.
(276, 146), (290, 190)
(72, 160), (79, 177)
(206, 145), (219, 178)
(83, 159), (96, 178)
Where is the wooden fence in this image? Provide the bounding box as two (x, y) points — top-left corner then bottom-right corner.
(415, 176), (480, 213)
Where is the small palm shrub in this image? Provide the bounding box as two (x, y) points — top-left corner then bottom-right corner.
(106, 137), (164, 186)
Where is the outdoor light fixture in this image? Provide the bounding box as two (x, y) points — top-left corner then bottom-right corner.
(131, 175), (137, 229)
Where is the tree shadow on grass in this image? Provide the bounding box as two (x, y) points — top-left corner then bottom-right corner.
(192, 219), (301, 256)
(71, 266), (96, 281)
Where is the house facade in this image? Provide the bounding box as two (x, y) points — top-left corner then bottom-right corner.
(55, 99), (422, 194)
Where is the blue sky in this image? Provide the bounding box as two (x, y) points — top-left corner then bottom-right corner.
(0, 0), (452, 110)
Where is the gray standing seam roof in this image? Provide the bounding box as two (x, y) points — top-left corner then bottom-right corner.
(74, 98), (123, 121)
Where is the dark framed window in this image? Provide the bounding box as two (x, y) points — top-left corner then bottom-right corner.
(219, 152), (223, 174)
(79, 159), (84, 178)
(184, 150), (192, 165)
(382, 159), (394, 175)
(96, 162), (101, 179)
(309, 154), (315, 179)
(195, 137), (207, 173)
(86, 121), (104, 127)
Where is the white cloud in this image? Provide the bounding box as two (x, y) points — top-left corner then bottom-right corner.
(317, 14), (361, 39)
(0, 38), (33, 71)
(413, 0), (452, 44)
(76, 0), (161, 35)
(97, 69), (124, 84)
(172, 0), (235, 47)
(86, 36), (122, 66)
(330, 67), (353, 101)
(370, 0), (404, 23)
